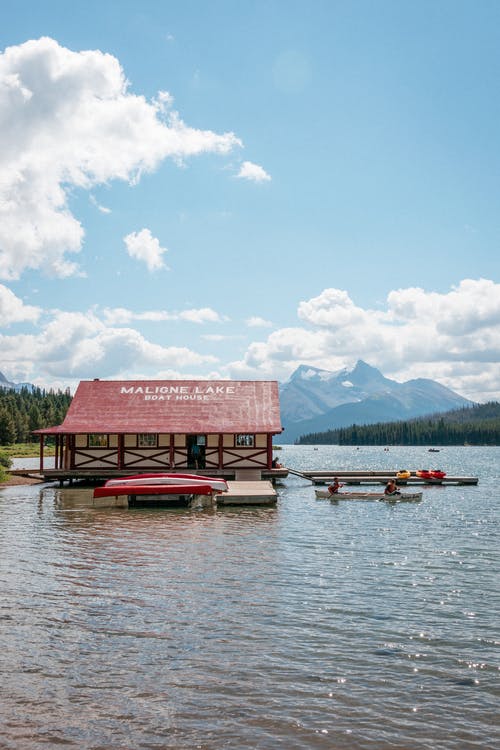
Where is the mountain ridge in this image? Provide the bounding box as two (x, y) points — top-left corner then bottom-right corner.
(278, 361), (473, 443)
(0, 371), (35, 392)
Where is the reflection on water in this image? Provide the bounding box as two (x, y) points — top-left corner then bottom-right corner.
(1, 446), (499, 749)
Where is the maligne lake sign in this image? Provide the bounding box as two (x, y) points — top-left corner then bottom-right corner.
(120, 385), (237, 401)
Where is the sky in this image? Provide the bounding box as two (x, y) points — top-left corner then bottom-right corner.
(1, 0), (500, 402)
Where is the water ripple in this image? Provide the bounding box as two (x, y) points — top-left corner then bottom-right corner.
(1, 446), (499, 749)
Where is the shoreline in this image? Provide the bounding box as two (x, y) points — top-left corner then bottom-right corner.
(1, 475), (46, 487)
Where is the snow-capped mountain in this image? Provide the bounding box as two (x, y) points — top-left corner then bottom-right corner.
(279, 360), (472, 443)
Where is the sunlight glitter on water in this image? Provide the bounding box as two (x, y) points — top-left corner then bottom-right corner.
(1, 446), (499, 749)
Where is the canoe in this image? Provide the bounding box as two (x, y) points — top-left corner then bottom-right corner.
(315, 489), (423, 502)
(104, 472), (228, 492)
(94, 482), (213, 499)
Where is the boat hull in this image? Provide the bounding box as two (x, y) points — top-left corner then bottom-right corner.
(315, 489), (423, 502)
(94, 483), (213, 499)
(103, 473), (228, 492)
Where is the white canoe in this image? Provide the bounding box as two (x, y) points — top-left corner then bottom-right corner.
(105, 473), (228, 492)
(315, 489), (423, 502)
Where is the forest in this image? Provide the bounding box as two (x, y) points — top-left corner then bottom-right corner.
(0, 386), (72, 445)
(296, 402), (500, 446)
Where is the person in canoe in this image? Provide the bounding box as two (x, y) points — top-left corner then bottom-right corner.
(384, 479), (400, 496)
(328, 477), (343, 495)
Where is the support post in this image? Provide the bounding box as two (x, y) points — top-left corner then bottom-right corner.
(118, 434), (124, 469)
(267, 434), (273, 468)
(169, 434), (174, 468)
(218, 434), (223, 469)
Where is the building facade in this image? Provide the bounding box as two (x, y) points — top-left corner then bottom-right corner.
(35, 379), (283, 477)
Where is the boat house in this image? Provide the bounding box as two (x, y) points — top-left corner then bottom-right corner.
(35, 379), (285, 483)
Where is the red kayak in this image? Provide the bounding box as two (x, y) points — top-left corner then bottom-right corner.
(416, 469), (446, 481)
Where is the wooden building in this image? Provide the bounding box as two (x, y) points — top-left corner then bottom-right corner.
(35, 379), (284, 482)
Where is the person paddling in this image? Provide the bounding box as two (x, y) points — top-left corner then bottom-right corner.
(328, 477), (342, 495)
(384, 479), (400, 496)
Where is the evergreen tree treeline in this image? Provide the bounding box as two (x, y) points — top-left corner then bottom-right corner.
(0, 386), (72, 445)
(296, 402), (500, 446)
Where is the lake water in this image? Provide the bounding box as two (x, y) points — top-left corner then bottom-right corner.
(1, 446), (498, 749)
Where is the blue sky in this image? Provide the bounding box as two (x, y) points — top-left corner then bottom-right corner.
(1, 0), (499, 401)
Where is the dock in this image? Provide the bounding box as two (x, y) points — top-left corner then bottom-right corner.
(299, 470), (478, 486)
(9, 467), (288, 486)
(43, 480), (277, 509)
(216, 480), (277, 505)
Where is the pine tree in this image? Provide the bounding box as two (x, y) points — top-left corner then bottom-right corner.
(0, 406), (17, 445)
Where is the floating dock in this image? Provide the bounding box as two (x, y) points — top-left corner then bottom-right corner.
(216, 480), (277, 505)
(298, 470), (478, 486)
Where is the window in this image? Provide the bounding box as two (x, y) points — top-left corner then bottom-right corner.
(88, 434), (108, 448)
(138, 433), (157, 448)
(236, 434), (254, 447)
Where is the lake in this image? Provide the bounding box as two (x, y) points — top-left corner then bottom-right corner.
(1, 446), (498, 749)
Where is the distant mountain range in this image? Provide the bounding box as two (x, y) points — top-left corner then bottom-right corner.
(278, 360), (473, 443)
(0, 371), (35, 392)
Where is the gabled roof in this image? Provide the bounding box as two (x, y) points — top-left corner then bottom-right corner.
(34, 379), (283, 434)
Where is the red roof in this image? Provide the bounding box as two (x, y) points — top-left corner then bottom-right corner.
(35, 379), (282, 434)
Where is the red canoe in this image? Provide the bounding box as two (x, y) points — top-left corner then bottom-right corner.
(94, 483), (213, 499)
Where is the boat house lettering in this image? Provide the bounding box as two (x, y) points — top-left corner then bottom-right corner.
(120, 385), (237, 398)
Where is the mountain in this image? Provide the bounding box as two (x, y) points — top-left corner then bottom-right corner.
(0, 371), (35, 392)
(278, 361), (473, 443)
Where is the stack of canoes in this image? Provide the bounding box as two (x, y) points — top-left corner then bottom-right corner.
(93, 473), (228, 499)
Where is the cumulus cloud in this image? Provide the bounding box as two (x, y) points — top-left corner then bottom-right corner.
(124, 229), (168, 272)
(0, 284), (41, 325)
(0, 37), (241, 280)
(237, 161), (271, 182)
(0, 309), (218, 384)
(102, 305), (226, 325)
(228, 279), (500, 402)
(3, 277), (500, 403)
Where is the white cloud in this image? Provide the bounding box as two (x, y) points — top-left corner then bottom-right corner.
(178, 307), (228, 324)
(0, 283), (41, 325)
(90, 194), (111, 214)
(102, 305), (226, 326)
(201, 334), (244, 342)
(0, 37), (241, 280)
(246, 316), (273, 328)
(228, 279), (500, 402)
(237, 161), (271, 183)
(124, 228), (168, 272)
(0, 309), (218, 382)
(297, 287), (369, 328)
(4, 277), (500, 403)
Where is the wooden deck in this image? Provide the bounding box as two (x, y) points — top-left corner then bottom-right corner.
(15, 467), (288, 485)
(300, 470), (478, 486)
(216, 481), (277, 505)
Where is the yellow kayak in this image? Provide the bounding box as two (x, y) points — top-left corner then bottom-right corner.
(396, 470), (411, 480)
